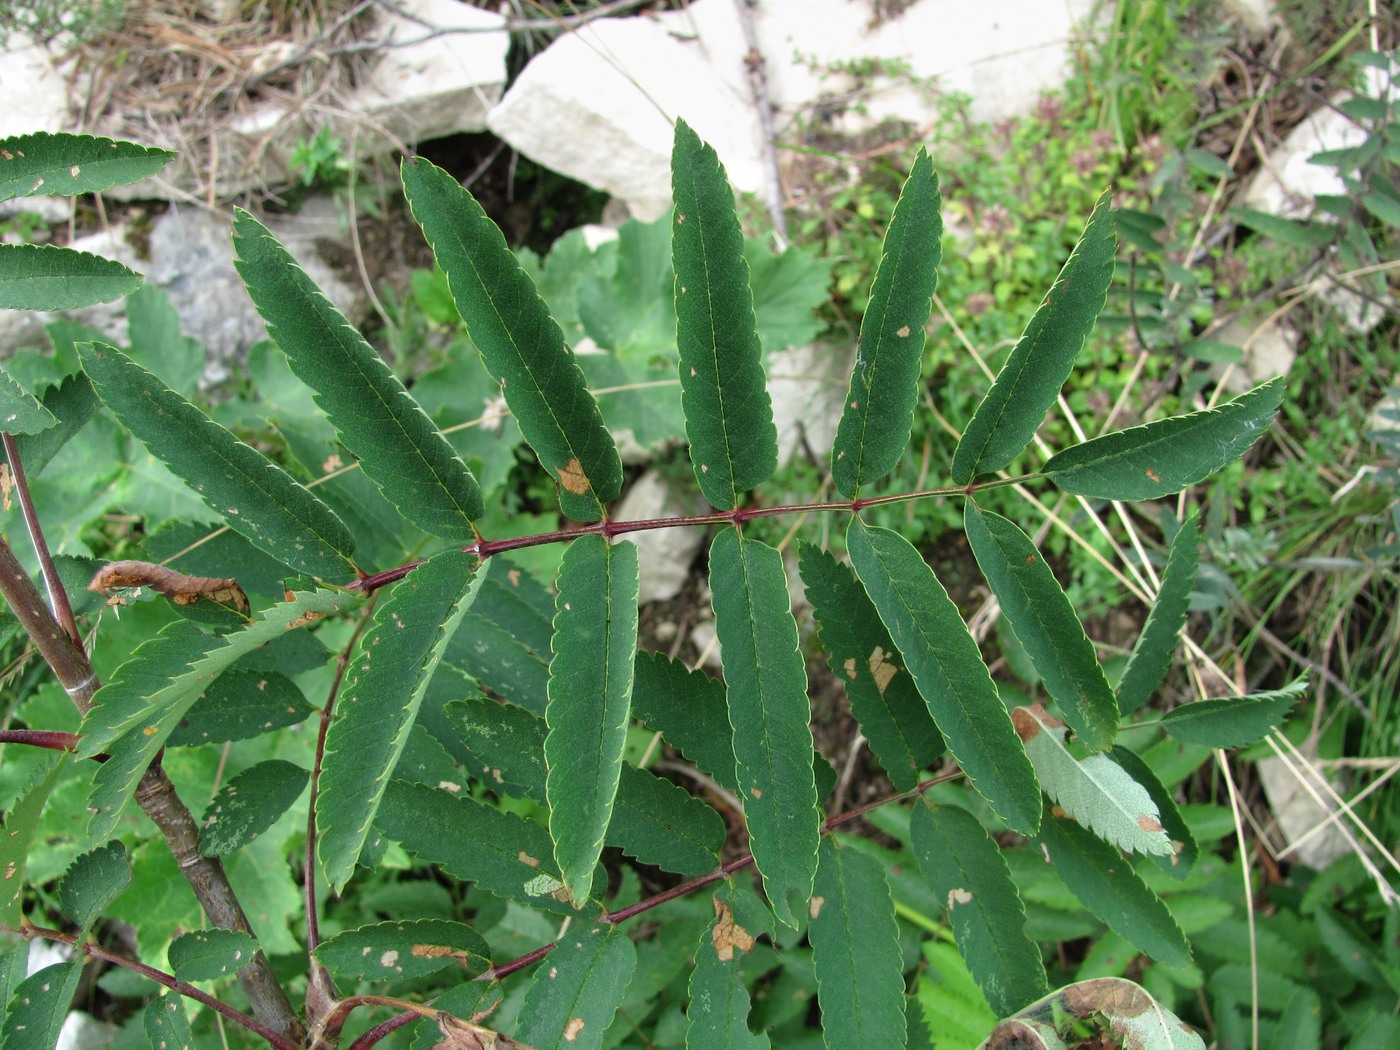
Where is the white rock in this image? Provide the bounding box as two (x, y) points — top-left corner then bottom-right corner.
(690, 618), (723, 669)
(1217, 0), (1280, 34)
(614, 468), (707, 604)
(56, 1013), (115, 1050)
(767, 341), (850, 465)
(1257, 755), (1350, 871)
(0, 32), (69, 140)
(1211, 316), (1297, 393)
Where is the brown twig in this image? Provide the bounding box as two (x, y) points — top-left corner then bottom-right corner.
(2, 434), (82, 648)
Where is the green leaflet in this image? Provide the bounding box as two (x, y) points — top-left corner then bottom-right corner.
(810, 838), (906, 1050)
(952, 192), (1116, 483)
(1158, 677), (1305, 748)
(910, 801), (1047, 1017)
(199, 760), (310, 857)
(167, 929), (259, 982)
(685, 894), (769, 1050)
(376, 780), (584, 917)
(78, 342), (357, 579)
(0, 363), (56, 433)
(1110, 746), (1198, 879)
(632, 651), (739, 794)
(965, 504), (1119, 751)
(318, 550), (482, 892)
(516, 924), (637, 1050)
(0, 755), (66, 927)
(1043, 378), (1285, 499)
(1117, 513), (1199, 716)
(1035, 804), (1191, 967)
(232, 210), (483, 539)
(0, 961), (83, 1050)
(401, 156), (622, 522)
(0, 243), (142, 310)
(1011, 705), (1173, 856)
(671, 119), (777, 509)
(0, 131), (174, 199)
(709, 528), (819, 928)
(832, 148), (942, 496)
(546, 536), (640, 903)
(167, 670), (314, 747)
(799, 542), (945, 791)
(846, 520), (1041, 835)
(314, 919), (491, 981)
(80, 587), (356, 841)
(143, 993), (193, 1050)
(3, 372), (98, 478)
(57, 841), (132, 934)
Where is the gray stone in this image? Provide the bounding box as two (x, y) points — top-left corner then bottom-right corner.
(1211, 316), (1297, 394)
(768, 341), (850, 465)
(615, 468), (707, 604)
(0, 32), (69, 140)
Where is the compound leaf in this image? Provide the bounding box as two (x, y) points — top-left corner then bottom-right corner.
(846, 520), (1040, 834)
(1043, 379), (1285, 500)
(233, 210), (483, 539)
(318, 550), (481, 892)
(810, 838), (906, 1050)
(0, 961), (82, 1050)
(199, 759), (309, 858)
(798, 541), (943, 791)
(671, 119), (777, 508)
(1012, 705), (1172, 856)
(1159, 678), (1305, 748)
(1117, 513), (1199, 716)
(686, 895), (769, 1050)
(832, 148), (942, 496)
(167, 929), (259, 982)
(910, 801), (1047, 1016)
(57, 840), (131, 934)
(952, 192), (1115, 483)
(401, 156), (621, 522)
(965, 504), (1118, 751)
(0, 755), (66, 927)
(1035, 804), (1191, 967)
(78, 341), (357, 579)
(709, 528), (819, 927)
(546, 536), (640, 903)
(516, 924), (636, 1050)
(0, 364), (56, 434)
(315, 919), (490, 981)
(0, 131), (173, 199)
(0, 244), (141, 310)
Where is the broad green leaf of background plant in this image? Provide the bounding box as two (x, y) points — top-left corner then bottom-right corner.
(631, 651), (740, 794)
(1043, 379), (1285, 500)
(1110, 746), (1198, 878)
(376, 780), (584, 917)
(1, 372), (98, 478)
(546, 536), (640, 903)
(0, 243), (142, 310)
(951, 192), (1116, 483)
(318, 550), (482, 892)
(124, 283), (204, 399)
(1012, 704), (1172, 855)
(1158, 677), (1305, 747)
(78, 342), (357, 579)
(980, 977), (1206, 1050)
(846, 520), (1040, 834)
(809, 838), (906, 1050)
(314, 919), (490, 981)
(199, 759), (309, 857)
(0, 131), (173, 199)
(57, 840), (131, 934)
(832, 148), (941, 496)
(671, 119), (778, 508)
(709, 528), (819, 928)
(143, 993), (193, 1050)
(233, 210), (483, 538)
(798, 542), (943, 791)
(910, 801), (1048, 1017)
(0, 755), (66, 927)
(1035, 804), (1190, 967)
(1117, 513), (1199, 716)
(686, 893), (769, 1050)
(167, 928), (259, 982)
(517, 924), (637, 1050)
(0, 961), (82, 1050)
(401, 155), (621, 521)
(0, 364), (56, 433)
(965, 504), (1118, 751)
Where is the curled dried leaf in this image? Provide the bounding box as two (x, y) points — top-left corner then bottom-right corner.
(89, 560), (249, 614)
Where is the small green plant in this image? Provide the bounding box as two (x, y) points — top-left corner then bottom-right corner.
(288, 125), (351, 190)
(0, 123), (1311, 1050)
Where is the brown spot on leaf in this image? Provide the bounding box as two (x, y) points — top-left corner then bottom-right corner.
(676, 213), (685, 225)
(710, 898), (755, 961)
(507, 569), (521, 587)
(1137, 814), (1164, 834)
(564, 1018), (585, 1042)
(1061, 977), (1153, 1020)
(868, 646), (897, 694)
(749, 787), (762, 799)
(558, 458), (591, 495)
(947, 888), (973, 908)
(518, 851), (540, 868)
(896, 325), (911, 337)
(843, 658), (858, 680)
(69, 165), (80, 179)
(809, 895), (825, 919)
(1025, 554), (1036, 564)
(323, 453), (344, 474)
(1146, 467), (1162, 483)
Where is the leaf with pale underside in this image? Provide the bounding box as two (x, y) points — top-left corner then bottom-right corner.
(911, 801), (1047, 1017)
(401, 155), (621, 522)
(709, 528), (819, 928)
(57, 840), (131, 934)
(143, 992), (193, 1050)
(832, 149), (942, 496)
(952, 192), (1115, 483)
(315, 919), (491, 981)
(199, 759), (309, 857)
(1117, 513), (1199, 717)
(1043, 379), (1285, 500)
(78, 341), (357, 579)
(167, 929), (259, 982)
(846, 519), (1040, 834)
(1158, 677), (1305, 748)
(516, 924), (636, 1050)
(1110, 745), (1197, 879)
(0, 131), (173, 199)
(0, 364), (56, 434)
(318, 550), (482, 892)
(233, 210), (483, 539)
(0, 961), (82, 1050)
(671, 119), (777, 509)
(1012, 704), (1172, 855)
(965, 504), (1118, 751)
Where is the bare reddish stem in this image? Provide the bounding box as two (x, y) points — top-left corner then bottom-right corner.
(0, 729), (80, 751)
